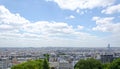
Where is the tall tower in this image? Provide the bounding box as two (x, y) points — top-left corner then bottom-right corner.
(107, 44), (111, 53)
(108, 44), (110, 50)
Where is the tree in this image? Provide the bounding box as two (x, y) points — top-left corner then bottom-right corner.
(74, 58), (102, 69)
(11, 64), (24, 69)
(43, 58), (50, 69)
(102, 63), (110, 69)
(11, 59), (44, 69)
(43, 54), (50, 61)
(109, 58), (120, 69)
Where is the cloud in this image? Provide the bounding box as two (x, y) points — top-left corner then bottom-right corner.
(65, 15), (75, 19)
(23, 21), (75, 36)
(0, 5), (106, 47)
(102, 4), (120, 14)
(0, 24), (14, 31)
(92, 16), (120, 33)
(47, 0), (115, 11)
(0, 5), (88, 39)
(0, 5), (29, 25)
(0, 5), (119, 47)
(0, 5), (29, 33)
(77, 25), (84, 30)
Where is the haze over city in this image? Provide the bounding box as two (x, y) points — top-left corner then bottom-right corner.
(0, 0), (120, 47)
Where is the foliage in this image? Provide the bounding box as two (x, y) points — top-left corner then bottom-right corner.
(109, 58), (120, 69)
(11, 57), (120, 69)
(75, 58), (120, 69)
(74, 58), (102, 69)
(43, 58), (50, 69)
(11, 59), (50, 69)
(43, 53), (50, 61)
(102, 63), (110, 69)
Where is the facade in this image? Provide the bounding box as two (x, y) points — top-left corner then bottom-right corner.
(0, 58), (10, 69)
(59, 62), (73, 69)
(100, 54), (114, 63)
(49, 62), (59, 69)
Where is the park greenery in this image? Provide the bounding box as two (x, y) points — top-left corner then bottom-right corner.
(11, 58), (50, 69)
(11, 54), (50, 69)
(75, 58), (120, 69)
(11, 58), (120, 69)
(74, 58), (102, 69)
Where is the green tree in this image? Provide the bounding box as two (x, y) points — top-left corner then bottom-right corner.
(43, 53), (50, 61)
(109, 58), (120, 69)
(43, 58), (50, 69)
(11, 59), (44, 69)
(74, 58), (102, 69)
(11, 64), (23, 69)
(102, 63), (110, 69)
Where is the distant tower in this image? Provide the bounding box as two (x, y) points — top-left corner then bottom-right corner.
(108, 44), (110, 50)
(107, 43), (112, 53)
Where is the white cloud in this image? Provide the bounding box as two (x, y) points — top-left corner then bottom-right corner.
(23, 21), (75, 37)
(77, 25), (84, 30)
(47, 0), (115, 11)
(0, 24), (13, 31)
(0, 5), (119, 47)
(76, 9), (85, 15)
(0, 5), (30, 33)
(69, 15), (75, 19)
(65, 15), (75, 19)
(102, 4), (120, 14)
(76, 9), (80, 13)
(92, 16), (120, 33)
(0, 5), (29, 25)
(0, 5), (87, 39)
(92, 16), (120, 47)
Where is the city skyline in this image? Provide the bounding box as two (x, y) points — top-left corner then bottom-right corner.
(0, 0), (120, 47)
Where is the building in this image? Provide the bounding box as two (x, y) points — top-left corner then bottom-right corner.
(100, 54), (114, 63)
(0, 58), (10, 69)
(100, 44), (114, 63)
(49, 62), (59, 69)
(59, 61), (73, 69)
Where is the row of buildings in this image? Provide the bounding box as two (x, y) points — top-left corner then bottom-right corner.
(0, 45), (120, 69)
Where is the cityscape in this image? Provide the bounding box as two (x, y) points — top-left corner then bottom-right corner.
(0, 44), (120, 69)
(0, 0), (120, 69)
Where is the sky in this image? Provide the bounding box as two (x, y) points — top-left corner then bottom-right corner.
(0, 0), (120, 47)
